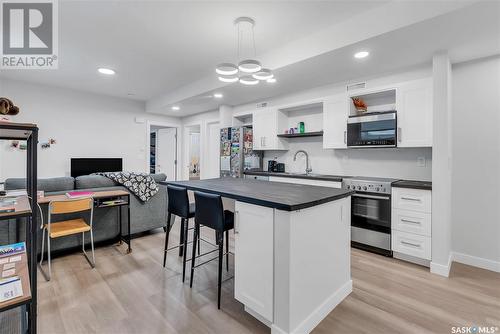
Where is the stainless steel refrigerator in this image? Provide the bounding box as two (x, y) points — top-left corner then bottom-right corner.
(220, 126), (263, 178)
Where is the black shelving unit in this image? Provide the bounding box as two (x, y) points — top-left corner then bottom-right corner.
(277, 131), (324, 138)
(0, 122), (38, 334)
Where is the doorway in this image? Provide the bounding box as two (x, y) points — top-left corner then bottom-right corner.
(149, 125), (178, 181)
(184, 124), (201, 180)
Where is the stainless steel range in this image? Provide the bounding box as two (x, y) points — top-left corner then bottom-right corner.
(342, 176), (397, 256)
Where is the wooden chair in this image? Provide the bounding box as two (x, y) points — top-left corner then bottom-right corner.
(39, 197), (95, 281)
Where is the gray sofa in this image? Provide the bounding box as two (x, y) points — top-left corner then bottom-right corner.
(0, 174), (167, 253)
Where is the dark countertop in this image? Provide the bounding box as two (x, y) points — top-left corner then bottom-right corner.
(244, 170), (344, 182)
(392, 180), (432, 190)
(161, 178), (353, 211)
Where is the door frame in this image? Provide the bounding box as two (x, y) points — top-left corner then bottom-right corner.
(205, 120), (221, 179)
(146, 120), (181, 180)
(183, 121), (202, 180)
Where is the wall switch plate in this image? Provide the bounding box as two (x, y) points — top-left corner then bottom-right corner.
(417, 157), (426, 167)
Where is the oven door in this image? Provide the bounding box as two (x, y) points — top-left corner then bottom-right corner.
(351, 193), (391, 234)
(347, 112), (397, 147)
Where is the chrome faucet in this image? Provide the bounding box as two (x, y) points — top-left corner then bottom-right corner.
(293, 150), (312, 175)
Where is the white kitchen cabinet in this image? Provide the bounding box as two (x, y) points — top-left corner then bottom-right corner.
(392, 187), (432, 265)
(252, 108), (288, 150)
(234, 202), (274, 323)
(323, 94), (348, 149)
(392, 187), (432, 213)
(392, 230), (431, 260)
(269, 176), (342, 189)
(396, 78), (433, 147)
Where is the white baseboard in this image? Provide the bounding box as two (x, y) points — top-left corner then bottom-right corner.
(430, 254), (452, 277)
(452, 252), (500, 273)
(289, 280), (353, 334)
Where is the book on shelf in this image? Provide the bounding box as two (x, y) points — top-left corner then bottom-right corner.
(0, 198), (16, 213)
(0, 242), (25, 258)
(65, 191), (94, 199)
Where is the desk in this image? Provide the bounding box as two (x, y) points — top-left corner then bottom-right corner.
(38, 190), (132, 253)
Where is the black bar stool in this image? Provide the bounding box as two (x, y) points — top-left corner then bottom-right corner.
(190, 191), (234, 309)
(163, 185), (199, 282)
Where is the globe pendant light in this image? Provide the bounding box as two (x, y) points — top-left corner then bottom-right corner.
(215, 17), (274, 85)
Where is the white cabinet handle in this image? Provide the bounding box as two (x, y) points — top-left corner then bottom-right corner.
(397, 127), (402, 143)
(401, 240), (421, 248)
(401, 218), (420, 225)
(401, 196), (421, 202)
(234, 211), (239, 234)
(343, 130), (347, 144)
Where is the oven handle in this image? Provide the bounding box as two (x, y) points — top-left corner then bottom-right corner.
(352, 193), (390, 200)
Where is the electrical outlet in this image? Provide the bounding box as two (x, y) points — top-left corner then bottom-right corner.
(417, 157), (426, 167)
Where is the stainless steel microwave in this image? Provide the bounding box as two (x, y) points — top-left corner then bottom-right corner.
(347, 111), (397, 148)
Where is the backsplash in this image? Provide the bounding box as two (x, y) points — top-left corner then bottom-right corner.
(262, 137), (432, 181)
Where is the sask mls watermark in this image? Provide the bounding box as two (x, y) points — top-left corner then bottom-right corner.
(0, 0), (58, 69)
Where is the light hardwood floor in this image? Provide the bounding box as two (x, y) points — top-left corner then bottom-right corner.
(38, 219), (500, 334)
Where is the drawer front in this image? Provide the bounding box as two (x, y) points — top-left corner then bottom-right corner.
(392, 188), (431, 213)
(392, 209), (431, 237)
(392, 230), (431, 260)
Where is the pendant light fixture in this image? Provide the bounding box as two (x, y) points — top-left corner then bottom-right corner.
(215, 17), (274, 85)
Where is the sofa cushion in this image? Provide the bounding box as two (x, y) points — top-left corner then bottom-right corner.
(75, 175), (116, 189)
(4, 177), (75, 192)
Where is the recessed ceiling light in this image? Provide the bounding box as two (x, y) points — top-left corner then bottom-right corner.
(266, 77), (276, 83)
(354, 51), (369, 59)
(98, 67), (115, 75)
(171, 106), (180, 111)
(213, 93), (223, 98)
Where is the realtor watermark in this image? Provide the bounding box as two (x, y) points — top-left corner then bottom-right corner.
(452, 326), (499, 334)
(0, 0), (58, 69)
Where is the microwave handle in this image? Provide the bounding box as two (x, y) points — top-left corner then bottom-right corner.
(397, 127), (402, 143)
(344, 130), (347, 144)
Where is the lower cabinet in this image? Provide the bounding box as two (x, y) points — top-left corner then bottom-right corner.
(234, 201), (274, 322)
(268, 176), (342, 188)
(391, 187), (432, 264)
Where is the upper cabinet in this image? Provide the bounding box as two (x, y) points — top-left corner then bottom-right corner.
(396, 78), (433, 147)
(323, 94), (348, 149)
(253, 108), (289, 150)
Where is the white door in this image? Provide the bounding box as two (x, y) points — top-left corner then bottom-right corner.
(323, 94), (348, 149)
(156, 128), (177, 181)
(234, 202), (274, 322)
(397, 78), (433, 147)
(206, 122), (220, 179)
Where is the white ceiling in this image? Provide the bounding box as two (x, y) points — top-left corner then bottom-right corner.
(1, 1), (498, 118)
(176, 0), (500, 115)
(0, 0), (386, 100)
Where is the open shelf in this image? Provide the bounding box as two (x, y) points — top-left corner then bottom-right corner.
(277, 131), (323, 138)
(0, 122), (37, 140)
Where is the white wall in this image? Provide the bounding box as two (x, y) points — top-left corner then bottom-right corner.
(0, 79), (181, 180)
(238, 65), (433, 181)
(451, 56), (500, 270)
(264, 139), (431, 180)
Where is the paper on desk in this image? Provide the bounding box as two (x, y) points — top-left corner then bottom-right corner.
(9, 255), (21, 263)
(3, 263), (15, 270)
(2, 269), (15, 278)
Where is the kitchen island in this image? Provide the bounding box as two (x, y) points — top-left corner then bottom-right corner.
(162, 178), (353, 334)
